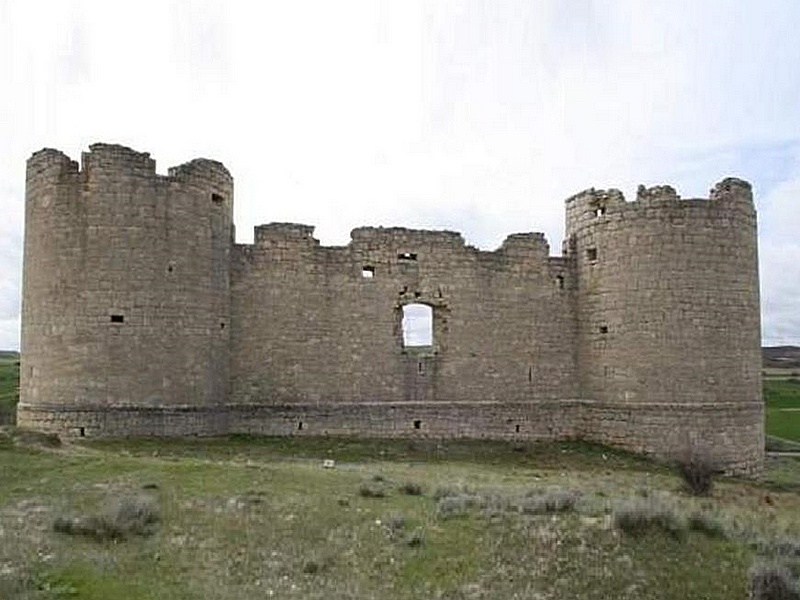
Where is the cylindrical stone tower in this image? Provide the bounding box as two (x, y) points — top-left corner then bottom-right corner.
(18, 143), (233, 436)
(565, 178), (763, 474)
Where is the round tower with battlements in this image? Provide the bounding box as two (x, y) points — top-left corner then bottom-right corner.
(565, 178), (763, 474)
(18, 144), (234, 436)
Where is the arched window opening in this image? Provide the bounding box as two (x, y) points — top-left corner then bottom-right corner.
(402, 303), (433, 347)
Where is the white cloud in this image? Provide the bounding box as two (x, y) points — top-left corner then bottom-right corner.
(1, 0), (799, 349)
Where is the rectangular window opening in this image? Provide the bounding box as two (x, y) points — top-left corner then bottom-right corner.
(586, 247), (598, 262)
(297, 421), (303, 431)
(402, 303), (433, 348)
(413, 419), (421, 430)
(110, 314), (125, 323)
(362, 266), (375, 278)
(211, 193), (225, 205)
(556, 275), (565, 289)
(599, 325), (609, 334)
(398, 252), (417, 261)
(79, 427), (86, 437)
(593, 205), (607, 217)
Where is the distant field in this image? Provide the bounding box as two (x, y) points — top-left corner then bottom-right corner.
(764, 378), (800, 443)
(0, 352), (19, 416)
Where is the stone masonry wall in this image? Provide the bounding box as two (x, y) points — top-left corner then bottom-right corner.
(229, 226), (577, 408)
(18, 144), (233, 437)
(18, 144), (765, 475)
(565, 179), (763, 471)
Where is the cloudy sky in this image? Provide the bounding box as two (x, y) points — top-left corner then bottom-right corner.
(1, 0), (799, 349)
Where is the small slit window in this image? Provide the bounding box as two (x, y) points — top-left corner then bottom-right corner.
(556, 275), (564, 289)
(599, 325), (609, 334)
(398, 252), (417, 261)
(362, 266), (375, 278)
(211, 193), (225, 205)
(586, 247), (598, 262)
(110, 314), (124, 323)
(593, 205), (606, 217)
(413, 419), (421, 430)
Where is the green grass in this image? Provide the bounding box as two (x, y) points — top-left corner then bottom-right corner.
(765, 378), (800, 443)
(1, 434), (799, 599)
(0, 351), (19, 416)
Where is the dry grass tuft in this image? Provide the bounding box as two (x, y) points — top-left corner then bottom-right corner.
(53, 494), (159, 541)
(612, 499), (686, 540)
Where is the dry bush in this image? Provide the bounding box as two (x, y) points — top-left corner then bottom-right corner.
(749, 563), (800, 600)
(432, 483), (477, 501)
(519, 489), (581, 515)
(53, 494), (159, 541)
(612, 499), (686, 540)
(677, 451), (722, 496)
(358, 482), (387, 498)
(686, 512), (729, 539)
(400, 481), (424, 496)
(435, 494), (482, 519)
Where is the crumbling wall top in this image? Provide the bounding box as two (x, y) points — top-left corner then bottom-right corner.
(168, 157), (232, 183)
(254, 223), (319, 247)
(349, 226), (466, 248)
(710, 177), (753, 203)
(82, 143), (156, 175)
(27, 148), (79, 177)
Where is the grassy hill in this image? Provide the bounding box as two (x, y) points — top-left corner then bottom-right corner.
(1, 435), (799, 599)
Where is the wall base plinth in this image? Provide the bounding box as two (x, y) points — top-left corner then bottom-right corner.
(16, 399), (764, 476)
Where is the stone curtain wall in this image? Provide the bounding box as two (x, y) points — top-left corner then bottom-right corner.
(229, 226), (577, 409)
(17, 144), (764, 474)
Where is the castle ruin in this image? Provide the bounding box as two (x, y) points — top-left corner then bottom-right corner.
(17, 144), (764, 474)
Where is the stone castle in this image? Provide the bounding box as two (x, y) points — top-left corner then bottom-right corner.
(18, 144), (764, 474)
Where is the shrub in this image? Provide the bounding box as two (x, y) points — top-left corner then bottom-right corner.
(53, 494), (159, 541)
(686, 512), (729, 539)
(519, 489), (581, 515)
(750, 563), (800, 600)
(432, 483), (476, 501)
(358, 483), (387, 498)
(435, 494), (482, 519)
(405, 527), (425, 547)
(400, 482), (424, 496)
(612, 499), (686, 540)
(302, 555), (335, 575)
(677, 452), (721, 496)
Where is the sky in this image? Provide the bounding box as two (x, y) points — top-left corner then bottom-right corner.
(1, 0), (799, 349)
